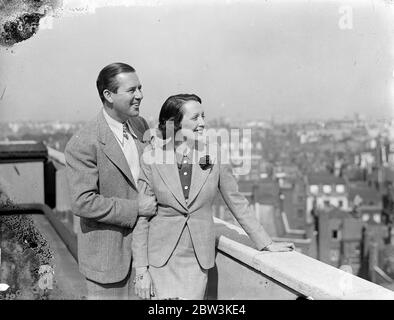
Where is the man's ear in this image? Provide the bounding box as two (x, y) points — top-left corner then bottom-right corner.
(103, 89), (113, 104)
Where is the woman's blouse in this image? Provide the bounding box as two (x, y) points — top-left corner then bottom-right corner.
(177, 153), (192, 203)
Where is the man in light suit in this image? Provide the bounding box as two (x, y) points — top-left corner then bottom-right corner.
(64, 62), (155, 299)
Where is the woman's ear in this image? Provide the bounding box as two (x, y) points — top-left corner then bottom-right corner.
(103, 89), (113, 104)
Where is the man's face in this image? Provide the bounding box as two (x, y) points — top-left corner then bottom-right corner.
(107, 72), (143, 122)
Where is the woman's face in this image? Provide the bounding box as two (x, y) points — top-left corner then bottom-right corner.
(179, 101), (205, 142)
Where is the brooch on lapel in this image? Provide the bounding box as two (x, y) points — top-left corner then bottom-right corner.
(199, 155), (213, 170)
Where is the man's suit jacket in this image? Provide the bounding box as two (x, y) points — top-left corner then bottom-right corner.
(132, 144), (272, 270)
(64, 110), (149, 283)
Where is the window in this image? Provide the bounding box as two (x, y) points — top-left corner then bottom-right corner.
(323, 185), (332, 193)
(373, 214), (381, 224)
(332, 230), (341, 241)
(336, 184), (345, 193)
(362, 214), (369, 222)
(310, 185), (318, 194)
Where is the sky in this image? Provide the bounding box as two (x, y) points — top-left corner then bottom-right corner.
(0, 0), (393, 123)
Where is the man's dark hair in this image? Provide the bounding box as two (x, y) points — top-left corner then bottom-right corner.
(158, 94), (202, 139)
(96, 62), (136, 103)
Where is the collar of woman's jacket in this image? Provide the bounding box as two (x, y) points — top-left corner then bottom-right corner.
(175, 143), (192, 165)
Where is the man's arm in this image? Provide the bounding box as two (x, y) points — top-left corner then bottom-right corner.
(132, 154), (157, 299)
(64, 133), (138, 228)
(132, 154), (156, 268)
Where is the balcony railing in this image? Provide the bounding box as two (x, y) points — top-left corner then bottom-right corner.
(32, 147), (394, 299)
(212, 217), (394, 299)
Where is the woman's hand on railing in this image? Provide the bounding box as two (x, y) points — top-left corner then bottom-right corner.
(262, 241), (295, 252)
(134, 267), (155, 299)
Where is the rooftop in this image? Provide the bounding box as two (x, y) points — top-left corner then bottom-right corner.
(320, 207), (354, 219)
(307, 172), (346, 186)
(348, 185), (382, 205)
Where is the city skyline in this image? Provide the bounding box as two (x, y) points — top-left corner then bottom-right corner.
(0, 112), (392, 124)
(0, 0), (393, 122)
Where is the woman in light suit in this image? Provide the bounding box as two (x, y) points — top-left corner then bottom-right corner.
(132, 94), (294, 300)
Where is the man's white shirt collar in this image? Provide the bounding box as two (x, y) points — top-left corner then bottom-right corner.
(102, 108), (137, 144)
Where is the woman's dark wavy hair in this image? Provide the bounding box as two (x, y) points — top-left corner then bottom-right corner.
(158, 94), (202, 140)
(96, 62), (136, 103)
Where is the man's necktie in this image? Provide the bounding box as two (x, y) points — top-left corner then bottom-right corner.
(123, 123), (129, 140)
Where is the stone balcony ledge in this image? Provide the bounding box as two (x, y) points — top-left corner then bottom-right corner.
(214, 217), (394, 300)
